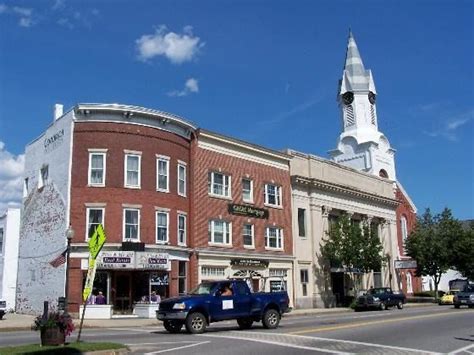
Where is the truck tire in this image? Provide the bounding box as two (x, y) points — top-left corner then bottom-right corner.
(163, 320), (183, 333)
(262, 309), (280, 329)
(185, 312), (207, 334)
(379, 302), (386, 311)
(396, 301), (404, 309)
(237, 318), (253, 329)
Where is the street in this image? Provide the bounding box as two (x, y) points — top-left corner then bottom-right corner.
(1, 305), (472, 354)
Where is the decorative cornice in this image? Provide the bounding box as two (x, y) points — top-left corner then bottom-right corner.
(195, 248), (295, 261)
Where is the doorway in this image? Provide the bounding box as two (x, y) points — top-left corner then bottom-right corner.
(113, 272), (132, 314)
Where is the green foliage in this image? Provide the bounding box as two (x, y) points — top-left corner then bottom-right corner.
(452, 222), (474, 280)
(32, 311), (75, 336)
(0, 342), (126, 355)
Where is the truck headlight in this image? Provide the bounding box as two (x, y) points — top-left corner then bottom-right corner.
(173, 303), (186, 310)
(373, 297), (379, 301)
(469, 295), (474, 301)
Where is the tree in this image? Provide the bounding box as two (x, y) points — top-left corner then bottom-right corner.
(452, 221), (474, 280)
(405, 208), (463, 300)
(320, 214), (386, 296)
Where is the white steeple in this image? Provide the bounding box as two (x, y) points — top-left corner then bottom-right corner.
(329, 31), (396, 180)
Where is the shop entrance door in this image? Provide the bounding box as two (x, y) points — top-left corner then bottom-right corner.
(114, 272), (132, 314)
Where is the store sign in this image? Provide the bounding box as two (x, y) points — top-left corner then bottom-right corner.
(395, 260), (417, 269)
(228, 204), (269, 219)
(136, 252), (171, 271)
(97, 251), (135, 269)
(231, 258), (269, 268)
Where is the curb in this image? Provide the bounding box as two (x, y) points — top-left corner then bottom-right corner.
(84, 348), (129, 355)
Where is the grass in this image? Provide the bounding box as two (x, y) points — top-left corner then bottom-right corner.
(0, 341), (127, 355)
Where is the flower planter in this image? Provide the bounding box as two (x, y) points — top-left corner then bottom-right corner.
(40, 327), (65, 346)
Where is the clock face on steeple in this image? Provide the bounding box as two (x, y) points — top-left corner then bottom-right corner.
(368, 91), (376, 104)
(342, 92), (354, 105)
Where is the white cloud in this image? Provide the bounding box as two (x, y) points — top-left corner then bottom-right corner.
(19, 16), (33, 27)
(0, 4), (8, 14)
(168, 78), (200, 97)
(12, 6), (32, 17)
(136, 25), (204, 64)
(57, 17), (74, 29)
(0, 5), (35, 27)
(52, 0), (65, 11)
(424, 109), (474, 142)
(0, 141), (24, 214)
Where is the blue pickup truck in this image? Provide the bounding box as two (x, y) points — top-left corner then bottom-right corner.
(156, 279), (290, 334)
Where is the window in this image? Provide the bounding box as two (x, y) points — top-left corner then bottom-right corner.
(406, 273), (413, 294)
(202, 267), (226, 277)
(38, 165), (49, 189)
(178, 163), (186, 196)
(401, 215), (408, 246)
(265, 227), (283, 249)
(123, 208), (140, 240)
(298, 208), (306, 237)
(86, 208), (104, 240)
(88, 151), (106, 186)
(208, 220), (232, 245)
(178, 261), (187, 295)
(156, 156), (169, 192)
(208, 171), (231, 198)
(242, 179), (253, 203)
(243, 224), (254, 248)
(269, 269), (287, 277)
(178, 214), (186, 246)
(156, 211), (169, 243)
(23, 178), (29, 197)
(0, 228), (3, 255)
(264, 184), (282, 207)
(300, 269), (309, 296)
(124, 153), (141, 188)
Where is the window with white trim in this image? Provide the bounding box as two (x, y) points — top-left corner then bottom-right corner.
(125, 154), (141, 188)
(300, 269), (309, 296)
(243, 224), (254, 247)
(86, 208), (104, 240)
(264, 184), (282, 207)
(298, 208), (306, 237)
(208, 220), (232, 245)
(178, 214), (186, 245)
(89, 152), (106, 186)
(265, 227), (283, 249)
(208, 171), (231, 198)
(38, 165), (49, 189)
(123, 208), (140, 240)
(156, 211), (169, 243)
(269, 269), (287, 277)
(406, 272), (413, 294)
(401, 215), (408, 244)
(0, 228), (4, 255)
(202, 266), (226, 277)
(156, 156), (169, 192)
(178, 163), (186, 196)
(242, 178), (253, 203)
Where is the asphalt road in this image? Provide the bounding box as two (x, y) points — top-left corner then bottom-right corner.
(1, 305), (473, 354)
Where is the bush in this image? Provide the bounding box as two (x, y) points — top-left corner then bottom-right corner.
(348, 299), (357, 309)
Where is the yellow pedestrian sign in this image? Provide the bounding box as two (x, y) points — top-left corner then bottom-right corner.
(88, 224), (106, 260)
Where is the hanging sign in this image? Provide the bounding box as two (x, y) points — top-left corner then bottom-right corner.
(394, 260), (417, 269)
(228, 204), (269, 219)
(231, 258), (269, 268)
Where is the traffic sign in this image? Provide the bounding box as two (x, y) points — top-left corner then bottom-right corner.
(88, 224), (106, 260)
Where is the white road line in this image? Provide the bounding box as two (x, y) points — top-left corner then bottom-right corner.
(198, 333), (352, 354)
(126, 341), (202, 346)
(143, 341), (210, 354)
(102, 327), (156, 332)
(236, 331), (442, 354)
(448, 344), (474, 354)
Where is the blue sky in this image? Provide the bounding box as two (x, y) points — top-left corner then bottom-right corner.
(0, 0), (473, 219)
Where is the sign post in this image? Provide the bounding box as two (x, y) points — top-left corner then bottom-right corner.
(77, 224), (106, 342)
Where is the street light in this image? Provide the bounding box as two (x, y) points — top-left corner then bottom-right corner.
(64, 225), (74, 315)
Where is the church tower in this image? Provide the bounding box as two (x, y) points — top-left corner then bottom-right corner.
(329, 31), (396, 180)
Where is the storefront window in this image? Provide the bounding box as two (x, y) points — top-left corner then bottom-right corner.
(150, 272), (169, 299)
(82, 271), (109, 304)
(178, 261), (187, 295)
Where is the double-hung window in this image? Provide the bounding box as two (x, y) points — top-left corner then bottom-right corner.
(178, 162), (186, 196)
(0, 228), (3, 255)
(124, 152), (141, 188)
(265, 226), (283, 249)
(298, 208), (306, 237)
(264, 184), (282, 207)
(243, 224), (254, 248)
(208, 172), (231, 198)
(156, 211), (169, 243)
(86, 207), (104, 240)
(208, 220), (231, 245)
(242, 178), (253, 203)
(178, 214), (187, 246)
(300, 269), (309, 296)
(156, 156), (169, 192)
(123, 208), (140, 240)
(88, 150), (107, 186)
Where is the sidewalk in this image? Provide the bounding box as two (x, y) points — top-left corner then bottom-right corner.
(0, 303), (433, 332)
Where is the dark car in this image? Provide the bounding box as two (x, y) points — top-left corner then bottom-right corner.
(355, 287), (406, 311)
(0, 300), (6, 320)
(453, 284), (474, 309)
(156, 279), (291, 334)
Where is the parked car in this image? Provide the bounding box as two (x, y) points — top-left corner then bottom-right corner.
(438, 291), (457, 305)
(156, 279), (291, 334)
(355, 287), (406, 311)
(0, 299), (6, 320)
(453, 284), (474, 309)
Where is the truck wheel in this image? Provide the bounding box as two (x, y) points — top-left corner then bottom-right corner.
(396, 301), (404, 310)
(262, 309), (280, 329)
(237, 318), (253, 329)
(379, 302), (386, 311)
(163, 320), (183, 333)
(185, 312), (207, 334)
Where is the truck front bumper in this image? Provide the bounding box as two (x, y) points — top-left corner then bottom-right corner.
(156, 310), (188, 321)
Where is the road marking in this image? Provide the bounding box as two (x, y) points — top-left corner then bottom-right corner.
(104, 327), (156, 333)
(126, 341), (203, 346)
(143, 341), (210, 354)
(448, 344), (474, 354)
(199, 333), (351, 354)
(289, 309), (473, 334)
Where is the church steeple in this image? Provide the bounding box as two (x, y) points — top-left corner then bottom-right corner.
(330, 31), (396, 180)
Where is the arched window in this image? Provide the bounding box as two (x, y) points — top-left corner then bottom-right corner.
(406, 272), (413, 294)
(379, 169), (388, 178)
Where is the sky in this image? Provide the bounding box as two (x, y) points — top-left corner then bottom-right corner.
(0, 0), (473, 219)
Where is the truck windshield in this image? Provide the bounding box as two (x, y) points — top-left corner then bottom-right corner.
(189, 282), (216, 295)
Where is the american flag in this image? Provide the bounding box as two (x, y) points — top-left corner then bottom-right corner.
(49, 249), (67, 268)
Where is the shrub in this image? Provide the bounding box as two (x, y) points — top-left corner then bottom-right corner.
(32, 311), (75, 336)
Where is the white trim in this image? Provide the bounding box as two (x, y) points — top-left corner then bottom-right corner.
(88, 148), (108, 153)
(123, 149), (142, 155)
(264, 183), (282, 208)
(122, 203), (142, 209)
(177, 160), (187, 166)
(154, 206), (170, 212)
(85, 202), (107, 207)
(155, 210), (169, 244)
(156, 156), (170, 193)
(242, 178), (254, 203)
(123, 208), (140, 241)
(242, 223), (255, 248)
(208, 219), (232, 246)
(265, 226), (284, 250)
(208, 171), (231, 198)
(88, 151), (106, 187)
(178, 163), (187, 197)
(124, 153), (141, 189)
(85, 207), (105, 241)
(178, 214), (187, 246)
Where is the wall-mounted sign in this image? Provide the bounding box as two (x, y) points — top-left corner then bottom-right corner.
(228, 204), (269, 219)
(394, 260), (417, 269)
(136, 252), (170, 271)
(44, 128), (64, 153)
(97, 251), (135, 269)
(231, 258), (269, 268)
